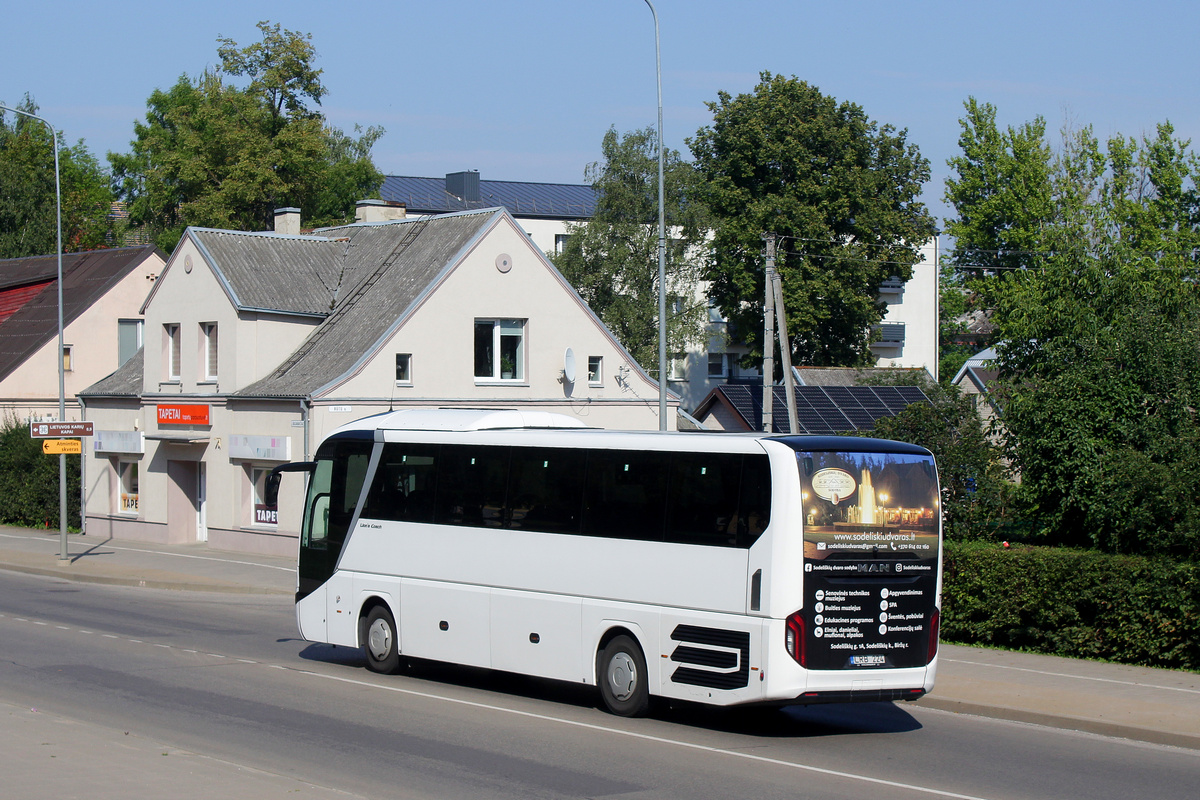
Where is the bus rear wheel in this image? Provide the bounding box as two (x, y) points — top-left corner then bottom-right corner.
(363, 605), (401, 674)
(599, 635), (649, 717)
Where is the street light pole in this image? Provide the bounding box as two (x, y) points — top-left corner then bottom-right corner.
(643, 0), (668, 431)
(2, 104), (68, 561)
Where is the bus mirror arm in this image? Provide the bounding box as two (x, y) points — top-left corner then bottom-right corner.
(266, 461), (316, 507)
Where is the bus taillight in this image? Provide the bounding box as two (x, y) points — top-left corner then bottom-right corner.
(785, 611), (806, 667)
(927, 606), (940, 664)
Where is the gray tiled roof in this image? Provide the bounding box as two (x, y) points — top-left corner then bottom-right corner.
(190, 230), (348, 316)
(80, 346), (143, 397)
(0, 246), (162, 383)
(235, 209), (497, 398)
(382, 175), (596, 220)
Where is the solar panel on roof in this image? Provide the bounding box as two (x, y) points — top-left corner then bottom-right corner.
(710, 381), (931, 433)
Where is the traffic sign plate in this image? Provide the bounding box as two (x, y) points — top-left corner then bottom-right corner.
(42, 439), (82, 455)
(30, 421), (93, 438)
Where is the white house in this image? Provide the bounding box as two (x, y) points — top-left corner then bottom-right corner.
(0, 245), (163, 423)
(79, 207), (675, 555)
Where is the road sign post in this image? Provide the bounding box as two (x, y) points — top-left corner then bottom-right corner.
(29, 421), (93, 561)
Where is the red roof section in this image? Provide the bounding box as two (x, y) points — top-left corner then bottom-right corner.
(0, 281), (53, 324)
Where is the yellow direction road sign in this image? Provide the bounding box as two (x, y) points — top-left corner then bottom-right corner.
(42, 439), (82, 455)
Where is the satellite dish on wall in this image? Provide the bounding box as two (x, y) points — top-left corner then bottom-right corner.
(563, 348), (577, 384)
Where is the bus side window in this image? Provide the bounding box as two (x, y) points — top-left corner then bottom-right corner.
(434, 445), (509, 528)
(364, 444), (438, 523)
(737, 455), (772, 547)
(665, 452), (742, 547)
(582, 449), (668, 541)
(506, 447), (585, 534)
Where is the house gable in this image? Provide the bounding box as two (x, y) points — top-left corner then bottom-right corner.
(328, 210), (666, 414)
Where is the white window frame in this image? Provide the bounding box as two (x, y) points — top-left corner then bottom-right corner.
(396, 353), (412, 384)
(669, 354), (687, 382)
(117, 460), (139, 515)
(250, 465), (277, 526)
(709, 352), (728, 378)
(118, 319), (143, 367)
(165, 323), (181, 381)
(62, 344), (73, 372)
(474, 318), (526, 382)
(587, 355), (603, 385)
(201, 322), (218, 381)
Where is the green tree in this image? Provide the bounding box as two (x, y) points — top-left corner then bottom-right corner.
(946, 104), (1200, 558)
(689, 72), (936, 370)
(943, 98), (1054, 277)
(109, 21), (383, 253)
(1, 95), (115, 258)
(855, 372), (1012, 542)
(553, 126), (709, 372)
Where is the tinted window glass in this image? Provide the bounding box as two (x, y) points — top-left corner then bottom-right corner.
(363, 443), (439, 523)
(435, 445), (510, 528)
(582, 449), (668, 541)
(665, 452), (744, 546)
(738, 454), (772, 547)
(507, 447), (586, 534)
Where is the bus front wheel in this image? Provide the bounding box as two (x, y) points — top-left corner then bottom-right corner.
(363, 605), (401, 674)
(599, 635), (649, 717)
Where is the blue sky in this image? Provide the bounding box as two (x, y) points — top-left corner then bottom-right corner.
(4, 1), (1197, 226)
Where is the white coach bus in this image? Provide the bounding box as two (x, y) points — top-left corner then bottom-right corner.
(269, 408), (942, 716)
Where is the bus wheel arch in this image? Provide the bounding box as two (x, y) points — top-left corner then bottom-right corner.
(596, 630), (650, 717)
(360, 599), (401, 675)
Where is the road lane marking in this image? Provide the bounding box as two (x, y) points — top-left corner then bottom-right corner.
(291, 667), (997, 800)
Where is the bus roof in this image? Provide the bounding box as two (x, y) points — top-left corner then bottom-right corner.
(336, 407), (592, 433)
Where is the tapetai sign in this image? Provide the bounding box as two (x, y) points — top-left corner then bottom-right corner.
(157, 404), (211, 425)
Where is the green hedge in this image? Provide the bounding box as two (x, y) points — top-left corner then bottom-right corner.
(0, 417), (82, 530)
(942, 541), (1200, 670)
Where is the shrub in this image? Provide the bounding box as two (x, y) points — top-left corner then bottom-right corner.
(942, 541), (1200, 670)
(0, 415), (82, 529)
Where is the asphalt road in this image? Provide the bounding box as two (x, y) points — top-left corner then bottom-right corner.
(1, 569), (1198, 800)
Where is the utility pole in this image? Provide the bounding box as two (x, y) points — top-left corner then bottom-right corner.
(773, 265), (799, 435)
(762, 234), (776, 432)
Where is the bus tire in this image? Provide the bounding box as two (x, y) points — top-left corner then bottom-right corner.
(599, 635), (649, 717)
(363, 605), (401, 674)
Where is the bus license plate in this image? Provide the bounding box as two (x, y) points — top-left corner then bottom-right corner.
(850, 655), (886, 666)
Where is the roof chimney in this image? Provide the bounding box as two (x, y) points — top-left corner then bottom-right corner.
(355, 199), (407, 223)
(445, 170), (480, 202)
(274, 207), (301, 235)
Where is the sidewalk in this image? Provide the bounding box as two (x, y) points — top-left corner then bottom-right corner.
(2, 525), (1198, 751)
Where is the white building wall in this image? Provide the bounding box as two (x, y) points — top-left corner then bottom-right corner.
(872, 240), (939, 376)
(331, 216), (670, 431)
(0, 251), (161, 421)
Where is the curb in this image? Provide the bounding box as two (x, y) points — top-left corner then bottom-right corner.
(0, 560), (292, 596)
(915, 696), (1200, 751)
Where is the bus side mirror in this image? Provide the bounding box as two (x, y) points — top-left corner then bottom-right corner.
(266, 461), (316, 507)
